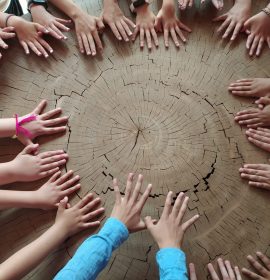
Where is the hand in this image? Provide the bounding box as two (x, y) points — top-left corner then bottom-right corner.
(208, 258), (242, 279)
(102, 0), (135, 42)
(35, 170), (80, 209)
(17, 99), (68, 146)
(234, 106), (270, 128)
(244, 12), (270, 57)
(8, 16), (53, 57)
(10, 144), (68, 182)
(256, 96), (270, 109)
(179, 0), (223, 10)
(72, 11), (104, 56)
(0, 27), (16, 59)
(110, 173), (152, 233)
(132, 5), (158, 49)
(209, 0), (224, 10)
(239, 163), (270, 190)
(213, 0), (251, 40)
(55, 194), (104, 238)
(246, 128), (270, 152)
(242, 252), (270, 279)
(155, 4), (191, 48)
(30, 5), (71, 40)
(144, 191), (199, 249)
(189, 263), (197, 280)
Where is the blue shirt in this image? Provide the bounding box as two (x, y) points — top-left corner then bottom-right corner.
(54, 218), (187, 280)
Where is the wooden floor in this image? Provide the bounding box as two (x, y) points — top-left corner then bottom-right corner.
(0, 1), (270, 279)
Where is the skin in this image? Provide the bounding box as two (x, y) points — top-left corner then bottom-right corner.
(189, 259), (242, 279)
(243, 8), (270, 57)
(144, 191), (199, 249)
(0, 170), (80, 209)
(242, 252), (270, 280)
(235, 106), (270, 128)
(7, 16), (53, 58)
(0, 99), (68, 146)
(213, 0), (251, 41)
(111, 173), (153, 232)
(0, 27), (16, 59)
(102, 0), (135, 42)
(246, 127), (270, 152)
(48, 0), (104, 55)
(179, 0), (224, 10)
(155, 0), (191, 48)
(0, 144), (68, 185)
(239, 163), (270, 190)
(30, 5), (71, 40)
(229, 78), (270, 98)
(132, 5), (158, 50)
(0, 194), (104, 280)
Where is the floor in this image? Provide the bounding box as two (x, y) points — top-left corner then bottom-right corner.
(0, 1), (270, 279)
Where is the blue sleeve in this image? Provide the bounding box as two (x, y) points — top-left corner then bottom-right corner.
(156, 248), (188, 280)
(54, 217), (129, 280)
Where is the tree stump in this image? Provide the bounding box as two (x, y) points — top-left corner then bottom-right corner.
(0, 1), (270, 279)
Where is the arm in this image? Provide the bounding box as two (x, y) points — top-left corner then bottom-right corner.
(144, 192), (199, 280)
(55, 173), (153, 280)
(0, 195), (104, 280)
(0, 118), (16, 138)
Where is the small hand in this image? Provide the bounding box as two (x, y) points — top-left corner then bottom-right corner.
(30, 5), (71, 40)
(208, 258), (242, 279)
(145, 191), (199, 249)
(35, 170), (80, 209)
(17, 99), (68, 146)
(132, 5), (158, 49)
(213, 0), (251, 40)
(155, 4), (191, 48)
(244, 11), (270, 57)
(8, 16), (53, 57)
(245, 127), (270, 153)
(179, 0), (224, 10)
(0, 27), (16, 59)
(111, 173), (152, 233)
(102, 0), (135, 42)
(55, 194), (104, 238)
(11, 144), (68, 182)
(73, 11), (104, 56)
(242, 252), (270, 280)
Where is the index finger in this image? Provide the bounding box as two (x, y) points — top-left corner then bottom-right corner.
(207, 263), (220, 280)
(33, 100), (47, 114)
(76, 193), (94, 209)
(189, 263), (197, 280)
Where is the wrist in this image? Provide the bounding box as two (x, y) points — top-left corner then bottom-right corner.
(53, 222), (70, 240)
(136, 4), (149, 14)
(30, 4), (46, 13)
(0, 161), (17, 184)
(158, 241), (181, 249)
(161, 1), (175, 14)
(68, 6), (85, 20)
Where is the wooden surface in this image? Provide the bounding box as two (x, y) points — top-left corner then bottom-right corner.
(0, 0), (270, 279)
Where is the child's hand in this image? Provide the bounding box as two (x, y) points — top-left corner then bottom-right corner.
(0, 27), (16, 59)
(102, 0), (135, 42)
(110, 173), (152, 233)
(17, 99), (68, 146)
(244, 12), (270, 57)
(179, 0), (223, 10)
(72, 11), (104, 56)
(35, 170), (80, 209)
(145, 192), (199, 249)
(213, 0), (251, 41)
(8, 16), (53, 57)
(208, 258), (242, 279)
(30, 5), (71, 40)
(55, 194), (104, 238)
(155, 4), (191, 48)
(132, 5), (158, 49)
(10, 144), (68, 182)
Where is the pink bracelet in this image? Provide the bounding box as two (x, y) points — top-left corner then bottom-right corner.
(14, 114), (37, 138)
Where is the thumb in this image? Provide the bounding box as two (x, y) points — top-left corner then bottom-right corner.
(21, 143), (39, 155)
(256, 97), (270, 106)
(58, 196), (69, 211)
(154, 18), (162, 32)
(144, 216), (154, 229)
(243, 18), (251, 30)
(97, 18), (105, 31)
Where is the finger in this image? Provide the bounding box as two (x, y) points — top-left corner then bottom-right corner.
(231, 23), (242, 41)
(28, 41), (42, 56)
(77, 33), (84, 53)
(217, 18), (230, 34)
(207, 263), (220, 280)
(224, 260), (237, 280)
(60, 174), (80, 190)
(82, 207), (105, 222)
(109, 23), (122, 40)
(48, 170), (62, 183)
(33, 100), (47, 114)
(34, 40), (49, 58)
(178, 21), (192, 32)
(56, 170), (74, 185)
(43, 116), (68, 127)
(20, 41), (30, 55)
(182, 214), (199, 231)
(246, 33), (254, 50)
(150, 28), (158, 46)
(39, 150), (65, 159)
(36, 24), (49, 34)
(76, 193), (94, 209)
(123, 17), (135, 29)
(145, 29), (152, 49)
(63, 183), (81, 196)
(124, 173), (134, 200)
(144, 215), (154, 229)
(242, 268), (264, 280)
(0, 37), (8, 49)
(92, 31), (103, 53)
(241, 163), (269, 171)
(240, 173), (268, 183)
(113, 179), (121, 204)
(248, 181), (270, 190)
(234, 266), (242, 280)
(247, 255), (269, 276)
(223, 20), (236, 39)
(175, 26), (186, 43)
(40, 108), (62, 120)
(54, 20), (70, 32)
(217, 258), (230, 279)
(164, 28), (169, 48)
(161, 191), (173, 218)
(249, 36), (260, 56)
(213, 13), (227, 22)
(81, 197), (101, 214)
(116, 21), (129, 42)
(121, 19), (132, 37)
(189, 263), (197, 280)
(40, 159), (67, 171)
(130, 174), (143, 203)
(41, 153), (68, 165)
(82, 221), (101, 228)
(96, 18), (105, 31)
(47, 26), (63, 40)
(238, 167), (269, 177)
(43, 126), (67, 135)
(256, 38), (264, 57)
(140, 28), (145, 48)
(137, 183), (152, 210)
(172, 192), (185, 217)
(81, 33), (91, 55)
(256, 252), (270, 270)
(39, 167), (60, 178)
(170, 28), (180, 47)
(87, 33), (96, 56)
(131, 26), (139, 41)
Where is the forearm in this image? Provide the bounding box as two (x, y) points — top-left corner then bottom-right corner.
(156, 248), (188, 280)
(48, 0), (82, 20)
(0, 225), (66, 280)
(162, 0), (175, 8)
(0, 162), (16, 186)
(0, 190), (39, 209)
(54, 218), (129, 280)
(0, 118), (16, 138)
